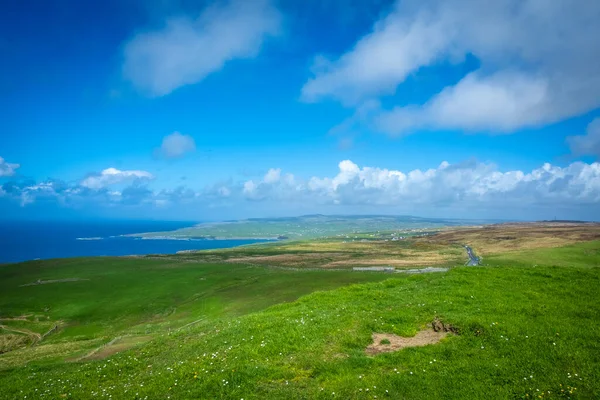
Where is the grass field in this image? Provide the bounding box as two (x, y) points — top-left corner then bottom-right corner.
(0, 258), (390, 361)
(419, 222), (600, 256)
(131, 214), (478, 240)
(1, 224), (599, 399)
(166, 237), (466, 269)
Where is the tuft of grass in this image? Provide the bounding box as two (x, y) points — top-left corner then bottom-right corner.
(0, 333), (31, 354)
(379, 338), (391, 345)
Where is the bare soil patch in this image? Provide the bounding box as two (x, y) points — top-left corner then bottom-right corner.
(366, 330), (448, 355)
(77, 335), (153, 361)
(366, 319), (456, 355)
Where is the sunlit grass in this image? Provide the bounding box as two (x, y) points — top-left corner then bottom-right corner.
(1, 230), (600, 398)
(1, 264), (598, 399)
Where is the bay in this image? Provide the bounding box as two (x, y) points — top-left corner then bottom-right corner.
(0, 220), (267, 264)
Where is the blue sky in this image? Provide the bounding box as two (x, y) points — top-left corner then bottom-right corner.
(1, 0), (600, 221)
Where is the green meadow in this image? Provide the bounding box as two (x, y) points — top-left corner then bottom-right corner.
(1, 240), (599, 399)
(0, 257), (390, 344)
(132, 214), (470, 240)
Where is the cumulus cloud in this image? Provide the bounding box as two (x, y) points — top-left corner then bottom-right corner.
(302, 0), (600, 134)
(4, 158), (600, 219)
(158, 132), (196, 158)
(567, 118), (600, 159)
(218, 186), (231, 197)
(238, 160), (600, 212)
(123, 0), (281, 96)
(80, 168), (154, 189)
(2, 167), (159, 209)
(263, 168), (281, 184)
(243, 168), (298, 200)
(0, 156), (20, 177)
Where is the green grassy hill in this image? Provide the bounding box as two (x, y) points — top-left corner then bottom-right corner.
(0, 257), (389, 354)
(1, 239), (599, 399)
(130, 214), (480, 240)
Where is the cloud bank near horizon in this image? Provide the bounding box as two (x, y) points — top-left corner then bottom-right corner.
(2, 156), (600, 220)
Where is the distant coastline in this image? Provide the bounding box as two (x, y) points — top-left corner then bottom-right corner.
(135, 235), (281, 241)
(0, 220), (268, 264)
(125, 214), (483, 242)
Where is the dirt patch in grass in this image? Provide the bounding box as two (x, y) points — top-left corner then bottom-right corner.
(324, 256), (453, 268)
(0, 324), (42, 344)
(225, 253), (350, 268)
(366, 330), (448, 355)
(366, 319), (456, 355)
(20, 278), (89, 287)
(226, 250), (461, 269)
(0, 334), (31, 354)
(1, 340), (103, 370)
(0, 315), (31, 322)
(78, 335), (153, 361)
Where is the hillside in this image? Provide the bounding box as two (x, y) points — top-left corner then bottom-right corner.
(1, 224), (599, 398)
(128, 214), (486, 240)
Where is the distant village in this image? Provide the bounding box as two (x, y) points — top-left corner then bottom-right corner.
(336, 228), (436, 243)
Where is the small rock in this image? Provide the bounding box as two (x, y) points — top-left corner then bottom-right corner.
(432, 319), (444, 332)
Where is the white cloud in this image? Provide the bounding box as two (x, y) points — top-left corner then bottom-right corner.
(0, 156), (20, 177)
(376, 71), (552, 134)
(158, 132), (196, 158)
(301, 5), (451, 104)
(243, 180), (258, 197)
(80, 168), (154, 189)
(567, 118), (600, 159)
(263, 168), (281, 184)
(303, 0), (600, 134)
(4, 157), (600, 218)
(244, 160), (600, 211)
(218, 186), (231, 197)
(123, 0), (281, 96)
(243, 168), (297, 200)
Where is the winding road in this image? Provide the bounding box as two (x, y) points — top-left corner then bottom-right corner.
(464, 246), (480, 266)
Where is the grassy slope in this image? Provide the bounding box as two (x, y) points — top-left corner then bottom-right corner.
(1, 242), (599, 399)
(484, 241), (600, 268)
(421, 224), (600, 257)
(0, 257), (389, 361)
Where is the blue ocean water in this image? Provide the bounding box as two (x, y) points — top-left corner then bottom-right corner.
(0, 220), (268, 264)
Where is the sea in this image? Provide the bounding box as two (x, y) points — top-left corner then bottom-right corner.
(0, 220), (268, 264)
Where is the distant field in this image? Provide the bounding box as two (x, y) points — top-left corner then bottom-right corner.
(164, 238), (467, 269)
(129, 214), (481, 240)
(484, 240), (600, 268)
(1, 222), (600, 399)
(417, 222), (600, 256)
